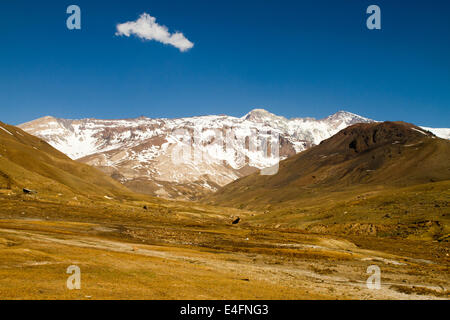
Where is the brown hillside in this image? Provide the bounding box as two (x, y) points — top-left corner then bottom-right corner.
(0, 121), (135, 200)
(207, 122), (450, 208)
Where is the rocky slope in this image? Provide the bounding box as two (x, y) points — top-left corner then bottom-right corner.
(18, 109), (447, 199)
(0, 121), (135, 201)
(206, 121), (450, 209)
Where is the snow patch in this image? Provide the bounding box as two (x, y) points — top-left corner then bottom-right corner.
(411, 128), (428, 136)
(421, 127), (450, 140)
(0, 126), (13, 136)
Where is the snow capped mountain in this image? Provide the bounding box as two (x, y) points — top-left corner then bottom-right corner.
(18, 109), (446, 199)
(421, 127), (450, 140)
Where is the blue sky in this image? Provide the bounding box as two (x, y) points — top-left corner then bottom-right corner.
(0, 0), (449, 127)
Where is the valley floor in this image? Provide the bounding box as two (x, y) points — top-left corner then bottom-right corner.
(0, 196), (448, 300)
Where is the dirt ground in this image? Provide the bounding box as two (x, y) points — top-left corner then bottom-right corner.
(0, 196), (448, 300)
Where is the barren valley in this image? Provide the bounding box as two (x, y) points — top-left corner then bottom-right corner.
(0, 120), (448, 300)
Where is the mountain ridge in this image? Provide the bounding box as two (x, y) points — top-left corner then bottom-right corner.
(0, 121), (137, 202)
(18, 109), (449, 199)
(206, 121), (450, 209)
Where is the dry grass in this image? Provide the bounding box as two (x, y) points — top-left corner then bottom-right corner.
(389, 285), (449, 298)
(0, 196), (448, 300)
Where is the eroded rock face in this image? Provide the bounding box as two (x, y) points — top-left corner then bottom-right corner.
(18, 109), (375, 199)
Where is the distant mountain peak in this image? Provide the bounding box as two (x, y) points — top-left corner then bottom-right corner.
(325, 110), (371, 122)
(243, 108), (287, 122)
(208, 120), (450, 209)
(17, 109), (449, 200)
(29, 115), (58, 123)
(245, 108), (271, 114)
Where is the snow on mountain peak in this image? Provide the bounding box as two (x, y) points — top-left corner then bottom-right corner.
(243, 108), (286, 122)
(17, 109), (448, 200)
(325, 110), (371, 122)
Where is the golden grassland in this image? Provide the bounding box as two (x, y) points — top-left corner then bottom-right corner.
(0, 191), (448, 300)
(233, 181), (450, 240)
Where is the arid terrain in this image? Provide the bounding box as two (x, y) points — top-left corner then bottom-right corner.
(0, 194), (448, 299)
(0, 121), (448, 300)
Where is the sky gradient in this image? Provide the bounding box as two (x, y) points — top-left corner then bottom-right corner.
(0, 0), (449, 127)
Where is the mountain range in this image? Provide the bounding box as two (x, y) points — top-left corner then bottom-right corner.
(206, 121), (450, 239)
(0, 121), (134, 202)
(18, 109), (450, 199)
(207, 121), (450, 208)
(2, 118), (449, 299)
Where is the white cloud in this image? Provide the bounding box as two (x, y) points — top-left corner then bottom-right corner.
(115, 13), (194, 52)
